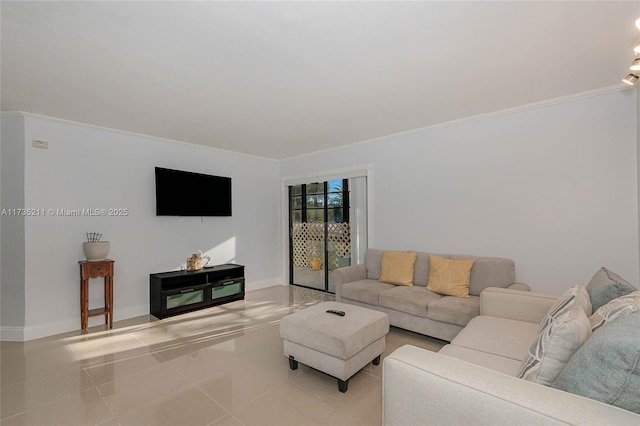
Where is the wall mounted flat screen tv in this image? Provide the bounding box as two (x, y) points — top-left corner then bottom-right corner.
(155, 167), (232, 216)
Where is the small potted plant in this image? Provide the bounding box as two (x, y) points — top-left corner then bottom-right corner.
(309, 241), (323, 271)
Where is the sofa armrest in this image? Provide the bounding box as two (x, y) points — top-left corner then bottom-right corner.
(383, 345), (640, 426)
(508, 282), (530, 291)
(480, 287), (557, 324)
(331, 264), (366, 302)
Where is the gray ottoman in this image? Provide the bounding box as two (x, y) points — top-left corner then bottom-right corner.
(280, 301), (389, 392)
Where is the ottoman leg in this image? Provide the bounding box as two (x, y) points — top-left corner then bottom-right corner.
(373, 355), (381, 366)
(288, 355), (298, 370)
(338, 379), (348, 393)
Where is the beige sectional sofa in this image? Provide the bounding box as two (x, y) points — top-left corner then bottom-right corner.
(383, 285), (640, 424)
(333, 248), (528, 341)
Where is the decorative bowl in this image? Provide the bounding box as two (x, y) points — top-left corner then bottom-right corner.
(83, 241), (110, 261)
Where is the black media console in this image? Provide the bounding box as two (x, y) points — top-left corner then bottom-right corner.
(150, 263), (245, 319)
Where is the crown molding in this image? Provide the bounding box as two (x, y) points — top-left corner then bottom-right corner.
(4, 83), (633, 163)
(281, 84), (632, 161)
(0, 111), (278, 163)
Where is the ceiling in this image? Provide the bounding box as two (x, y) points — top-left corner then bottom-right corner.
(2, 1), (639, 160)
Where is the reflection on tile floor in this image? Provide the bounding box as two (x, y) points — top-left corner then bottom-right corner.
(0, 286), (445, 426)
(292, 267), (342, 294)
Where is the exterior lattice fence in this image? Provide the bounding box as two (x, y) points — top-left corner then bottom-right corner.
(292, 222), (351, 270)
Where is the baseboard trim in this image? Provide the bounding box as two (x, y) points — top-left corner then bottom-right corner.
(0, 326), (24, 341)
(1, 303), (151, 342)
(247, 278), (285, 292)
(1, 280), (284, 341)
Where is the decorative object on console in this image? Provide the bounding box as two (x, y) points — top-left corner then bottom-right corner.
(186, 250), (210, 271)
(82, 232), (110, 261)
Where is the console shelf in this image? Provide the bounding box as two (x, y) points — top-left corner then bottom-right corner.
(150, 263), (245, 319)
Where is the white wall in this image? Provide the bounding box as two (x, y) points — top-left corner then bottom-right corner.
(3, 87), (638, 340)
(10, 115), (282, 340)
(0, 115), (26, 335)
(280, 90), (639, 293)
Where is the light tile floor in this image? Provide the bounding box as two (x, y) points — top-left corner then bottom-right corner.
(0, 286), (445, 426)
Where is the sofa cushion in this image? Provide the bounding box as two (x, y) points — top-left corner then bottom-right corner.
(552, 310), (640, 414)
(439, 344), (523, 376)
(450, 255), (515, 296)
(541, 284), (592, 327)
(586, 267), (636, 312)
(451, 316), (540, 361)
(365, 249), (384, 280)
(427, 255), (475, 297)
(427, 295), (480, 327)
(379, 251), (417, 286)
(340, 280), (395, 306)
(378, 286), (442, 318)
(590, 291), (640, 331)
(517, 308), (591, 386)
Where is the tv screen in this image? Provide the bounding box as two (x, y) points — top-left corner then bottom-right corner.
(155, 167), (232, 216)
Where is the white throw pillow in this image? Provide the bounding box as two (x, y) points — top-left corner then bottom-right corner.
(517, 308), (592, 386)
(590, 291), (640, 331)
(539, 284), (592, 331)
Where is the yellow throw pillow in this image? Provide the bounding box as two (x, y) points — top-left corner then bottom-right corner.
(379, 251), (417, 286)
(427, 255), (475, 297)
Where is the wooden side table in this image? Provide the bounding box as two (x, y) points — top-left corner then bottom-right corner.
(79, 259), (114, 334)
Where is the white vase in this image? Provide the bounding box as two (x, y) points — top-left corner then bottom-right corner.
(83, 241), (110, 261)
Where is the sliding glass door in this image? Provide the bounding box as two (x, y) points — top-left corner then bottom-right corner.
(289, 177), (367, 293)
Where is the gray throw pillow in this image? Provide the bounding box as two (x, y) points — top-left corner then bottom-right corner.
(365, 249), (384, 280)
(586, 267), (636, 312)
(552, 310), (640, 414)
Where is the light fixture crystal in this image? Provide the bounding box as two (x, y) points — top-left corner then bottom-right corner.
(622, 74), (639, 86)
(631, 58), (640, 71)
(635, 41), (640, 54)
(636, 18), (640, 30)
